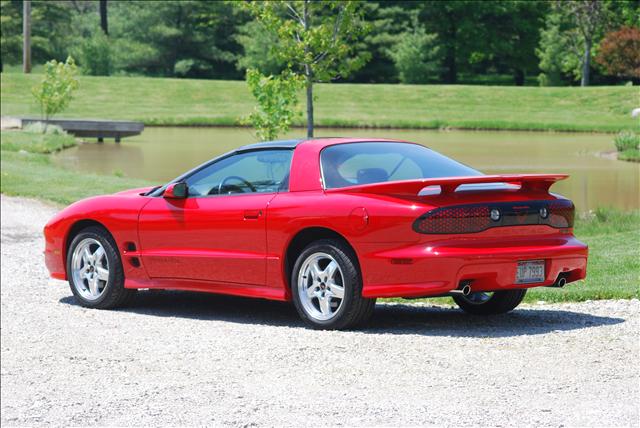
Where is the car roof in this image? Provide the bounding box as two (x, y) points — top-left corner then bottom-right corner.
(236, 137), (404, 153)
(236, 139), (303, 152)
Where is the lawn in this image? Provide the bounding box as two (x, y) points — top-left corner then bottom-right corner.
(1, 73), (637, 132)
(1, 130), (152, 205)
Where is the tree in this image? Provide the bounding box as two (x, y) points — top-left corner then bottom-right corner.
(235, 20), (286, 76)
(595, 26), (640, 80)
(537, 1), (611, 86)
(565, 0), (607, 86)
(419, 1), (478, 84)
(99, 0), (108, 35)
(0, 0), (22, 72)
(31, 57), (79, 130)
(108, 1), (243, 78)
(79, 31), (113, 75)
(244, 1), (369, 137)
(389, 16), (439, 84)
(537, 10), (577, 86)
(244, 69), (303, 141)
(346, 2), (418, 83)
(474, 1), (548, 86)
(23, 0), (31, 73)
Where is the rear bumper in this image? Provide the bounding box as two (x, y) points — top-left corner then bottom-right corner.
(359, 235), (588, 298)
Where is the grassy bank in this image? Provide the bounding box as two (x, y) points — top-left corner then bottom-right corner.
(613, 131), (640, 162)
(1, 130), (152, 205)
(1, 130), (637, 303)
(2, 73), (637, 132)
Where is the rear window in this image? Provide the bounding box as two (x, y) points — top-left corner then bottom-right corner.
(320, 142), (481, 189)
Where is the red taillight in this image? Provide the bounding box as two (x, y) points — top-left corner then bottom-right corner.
(413, 199), (575, 234)
(414, 206), (491, 234)
(548, 200), (575, 228)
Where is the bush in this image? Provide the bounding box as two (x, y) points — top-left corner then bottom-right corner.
(614, 131), (640, 152)
(244, 69), (303, 141)
(22, 122), (66, 135)
(595, 27), (640, 79)
(389, 18), (440, 84)
(31, 57), (79, 129)
(79, 32), (113, 76)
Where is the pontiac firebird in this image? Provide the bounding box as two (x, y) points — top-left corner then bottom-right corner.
(44, 138), (588, 329)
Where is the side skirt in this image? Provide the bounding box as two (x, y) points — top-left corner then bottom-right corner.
(124, 278), (289, 302)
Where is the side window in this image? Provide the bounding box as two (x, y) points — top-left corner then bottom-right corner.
(185, 150), (293, 197)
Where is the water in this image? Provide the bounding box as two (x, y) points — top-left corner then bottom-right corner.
(52, 127), (639, 212)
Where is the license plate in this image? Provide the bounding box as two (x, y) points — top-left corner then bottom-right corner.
(516, 260), (545, 284)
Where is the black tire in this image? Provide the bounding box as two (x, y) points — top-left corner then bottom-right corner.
(291, 239), (376, 330)
(66, 226), (135, 309)
(453, 289), (527, 315)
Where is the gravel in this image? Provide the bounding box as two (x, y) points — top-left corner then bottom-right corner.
(1, 194), (639, 427)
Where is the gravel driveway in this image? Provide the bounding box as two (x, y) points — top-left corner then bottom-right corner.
(1, 195), (638, 427)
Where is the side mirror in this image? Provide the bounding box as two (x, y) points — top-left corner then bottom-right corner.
(163, 182), (188, 199)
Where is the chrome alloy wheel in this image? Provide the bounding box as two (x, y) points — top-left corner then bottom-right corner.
(460, 291), (494, 305)
(297, 252), (345, 321)
(71, 238), (110, 301)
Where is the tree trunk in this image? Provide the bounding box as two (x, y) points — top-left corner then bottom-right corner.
(99, 0), (108, 35)
(443, 16), (457, 84)
(303, 0), (313, 137)
(305, 68), (314, 138)
(23, 0), (31, 74)
(581, 39), (591, 87)
(514, 69), (525, 86)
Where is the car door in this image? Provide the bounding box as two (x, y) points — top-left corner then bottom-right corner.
(138, 149), (293, 286)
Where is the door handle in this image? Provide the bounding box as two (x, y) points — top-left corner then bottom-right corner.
(243, 209), (262, 220)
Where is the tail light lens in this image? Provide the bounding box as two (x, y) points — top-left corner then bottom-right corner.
(414, 206), (490, 234)
(548, 200), (575, 228)
(414, 199), (574, 234)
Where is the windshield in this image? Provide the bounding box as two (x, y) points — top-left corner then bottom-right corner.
(320, 142), (481, 189)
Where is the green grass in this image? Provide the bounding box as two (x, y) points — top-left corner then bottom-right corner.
(1, 129), (637, 303)
(1, 129), (77, 154)
(618, 148), (640, 162)
(618, 149), (640, 162)
(2, 73), (638, 132)
(613, 131), (640, 162)
(1, 130), (151, 205)
(525, 210), (639, 303)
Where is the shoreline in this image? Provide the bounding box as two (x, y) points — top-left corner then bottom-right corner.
(141, 122), (622, 134)
(1, 116), (622, 135)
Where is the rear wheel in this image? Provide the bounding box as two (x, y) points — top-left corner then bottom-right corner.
(453, 289), (526, 315)
(67, 226), (135, 309)
(291, 239), (376, 330)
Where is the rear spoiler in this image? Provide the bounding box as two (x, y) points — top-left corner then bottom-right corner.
(325, 174), (568, 197)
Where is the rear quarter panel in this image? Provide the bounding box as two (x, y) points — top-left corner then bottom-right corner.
(265, 191), (434, 294)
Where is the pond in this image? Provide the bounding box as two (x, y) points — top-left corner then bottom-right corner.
(52, 127), (639, 212)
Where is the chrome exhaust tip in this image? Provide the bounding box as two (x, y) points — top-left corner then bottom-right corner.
(556, 277), (567, 287)
(449, 282), (472, 296)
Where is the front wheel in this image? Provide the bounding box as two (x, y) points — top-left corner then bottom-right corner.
(291, 239), (376, 330)
(453, 289), (526, 315)
(67, 226), (135, 309)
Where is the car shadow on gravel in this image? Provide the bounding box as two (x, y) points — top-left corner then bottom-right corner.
(59, 292), (624, 337)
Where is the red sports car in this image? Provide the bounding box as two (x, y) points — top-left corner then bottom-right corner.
(44, 138), (588, 329)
